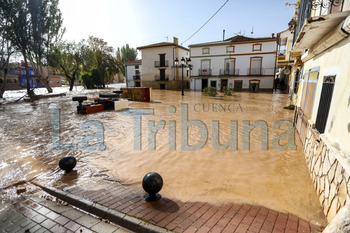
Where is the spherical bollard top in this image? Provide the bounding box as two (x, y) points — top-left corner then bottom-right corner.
(59, 156), (77, 173)
(142, 172), (163, 202)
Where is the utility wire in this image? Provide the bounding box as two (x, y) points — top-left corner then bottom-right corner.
(182, 0), (230, 45)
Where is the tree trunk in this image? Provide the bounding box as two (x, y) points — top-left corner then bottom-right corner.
(23, 52), (34, 99)
(69, 77), (75, 91)
(41, 76), (53, 93)
(0, 68), (8, 98)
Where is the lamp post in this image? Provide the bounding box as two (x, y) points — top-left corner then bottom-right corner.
(175, 57), (191, 96)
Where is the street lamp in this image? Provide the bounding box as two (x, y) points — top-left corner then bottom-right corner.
(175, 57), (191, 96)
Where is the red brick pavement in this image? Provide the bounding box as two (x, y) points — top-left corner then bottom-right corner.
(66, 185), (326, 233)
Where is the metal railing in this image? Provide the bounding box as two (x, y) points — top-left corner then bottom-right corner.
(198, 69), (212, 76)
(155, 75), (169, 81)
(295, 0), (313, 42)
(219, 69), (239, 76)
(247, 68), (275, 75)
(154, 61), (169, 67)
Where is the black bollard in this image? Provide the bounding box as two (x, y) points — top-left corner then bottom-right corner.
(142, 172), (163, 202)
(59, 156), (77, 173)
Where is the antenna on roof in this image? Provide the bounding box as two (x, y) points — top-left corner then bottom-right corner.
(251, 26), (254, 37)
(165, 36), (169, 41)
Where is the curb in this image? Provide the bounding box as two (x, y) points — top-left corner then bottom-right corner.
(32, 183), (171, 233)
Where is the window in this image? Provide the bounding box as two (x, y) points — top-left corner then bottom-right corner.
(315, 75), (336, 133)
(250, 57), (262, 75)
(226, 46), (234, 53)
(202, 48), (210, 55)
(224, 58), (236, 75)
(252, 44), (262, 52)
(135, 65), (139, 69)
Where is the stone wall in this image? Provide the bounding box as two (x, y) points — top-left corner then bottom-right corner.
(303, 126), (350, 222)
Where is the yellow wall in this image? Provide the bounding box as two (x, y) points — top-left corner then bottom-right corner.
(302, 36), (350, 155)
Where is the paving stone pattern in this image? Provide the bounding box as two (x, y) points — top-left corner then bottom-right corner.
(66, 185), (325, 233)
(0, 196), (131, 233)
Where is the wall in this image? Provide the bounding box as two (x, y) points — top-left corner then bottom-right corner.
(49, 75), (62, 87)
(140, 46), (189, 81)
(304, 127), (350, 222)
(189, 39), (276, 91)
(125, 64), (142, 87)
(297, 31), (350, 222)
(190, 41), (276, 76)
(302, 36), (350, 156)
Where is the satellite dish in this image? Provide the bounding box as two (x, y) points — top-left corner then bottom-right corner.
(284, 69), (291, 75)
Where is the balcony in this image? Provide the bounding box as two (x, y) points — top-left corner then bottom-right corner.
(133, 75), (141, 80)
(154, 61), (169, 67)
(155, 75), (169, 81)
(198, 69), (212, 76)
(293, 0), (350, 51)
(247, 68), (275, 76)
(219, 69), (239, 76)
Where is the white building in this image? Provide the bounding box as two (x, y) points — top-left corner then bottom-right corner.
(189, 35), (278, 92)
(137, 37), (190, 90)
(125, 60), (142, 87)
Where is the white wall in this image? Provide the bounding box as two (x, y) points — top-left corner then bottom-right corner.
(125, 64), (142, 87)
(190, 40), (277, 76)
(140, 46), (189, 81)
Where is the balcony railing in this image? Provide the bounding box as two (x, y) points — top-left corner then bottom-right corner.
(219, 69), (239, 76)
(295, 0), (313, 41)
(247, 68), (275, 75)
(133, 75), (141, 80)
(198, 69), (212, 76)
(155, 75), (169, 81)
(154, 61), (169, 67)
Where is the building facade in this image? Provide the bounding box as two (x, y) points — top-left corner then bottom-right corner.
(125, 60), (142, 87)
(137, 37), (190, 90)
(290, 0), (350, 223)
(0, 64), (63, 91)
(276, 29), (294, 92)
(189, 35), (277, 92)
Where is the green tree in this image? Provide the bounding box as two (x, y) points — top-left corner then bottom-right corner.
(116, 44), (138, 76)
(49, 40), (84, 91)
(84, 36), (119, 88)
(27, 0), (65, 93)
(81, 68), (103, 89)
(0, 6), (17, 98)
(0, 0), (64, 97)
(1, 0), (33, 97)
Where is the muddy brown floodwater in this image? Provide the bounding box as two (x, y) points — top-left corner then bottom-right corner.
(0, 88), (326, 225)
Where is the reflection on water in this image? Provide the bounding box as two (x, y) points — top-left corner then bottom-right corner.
(0, 88), (326, 225)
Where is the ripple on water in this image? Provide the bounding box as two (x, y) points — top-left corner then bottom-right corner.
(0, 87), (326, 225)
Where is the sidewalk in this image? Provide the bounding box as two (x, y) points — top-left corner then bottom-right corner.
(0, 194), (132, 233)
(56, 181), (326, 233)
(0, 181), (326, 233)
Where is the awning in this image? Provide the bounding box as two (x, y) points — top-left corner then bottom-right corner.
(293, 10), (350, 51)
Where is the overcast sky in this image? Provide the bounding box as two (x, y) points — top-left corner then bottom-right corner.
(59, 0), (295, 55)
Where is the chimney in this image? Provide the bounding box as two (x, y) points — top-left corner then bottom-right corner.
(173, 37), (178, 45)
(272, 33), (275, 38)
(223, 30), (225, 41)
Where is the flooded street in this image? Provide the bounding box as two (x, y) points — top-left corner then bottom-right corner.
(0, 86), (326, 225)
